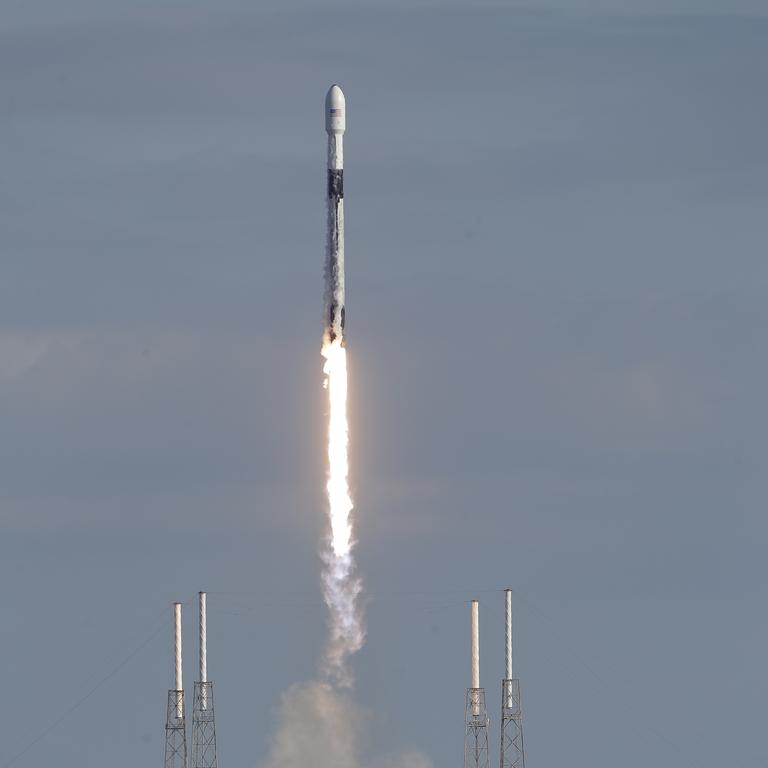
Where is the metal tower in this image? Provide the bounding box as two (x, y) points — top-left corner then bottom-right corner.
(465, 600), (490, 768)
(165, 602), (188, 768)
(192, 592), (219, 768)
(499, 590), (525, 768)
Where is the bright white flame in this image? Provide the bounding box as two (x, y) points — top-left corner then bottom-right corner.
(321, 338), (364, 687)
(323, 340), (353, 557)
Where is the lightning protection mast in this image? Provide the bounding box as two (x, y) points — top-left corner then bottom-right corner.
(192, 592), (219, 768)
(464, 600), (490, 768)
(165, 602), (188, 768)
(499, 590), (525, 768)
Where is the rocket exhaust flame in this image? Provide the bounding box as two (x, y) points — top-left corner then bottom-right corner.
(321, 85), (364, 688)
(322, 341), (353, 558)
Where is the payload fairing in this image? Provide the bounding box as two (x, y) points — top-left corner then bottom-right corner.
(325, 84), (346, 343)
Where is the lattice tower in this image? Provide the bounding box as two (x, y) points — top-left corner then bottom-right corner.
(165, 603), (187, 768)
(500, 591), (525, 768)
(464, 601), (490, 768)
(191, 594), (218, 768)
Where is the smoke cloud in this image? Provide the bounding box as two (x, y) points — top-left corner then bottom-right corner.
(263, 681), (431, 768)
(264, 682), (362, 768)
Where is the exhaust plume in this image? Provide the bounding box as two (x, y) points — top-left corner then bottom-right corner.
(265, 681), (361, 768)
(320, 339), (365, 686)
(264, 681), (432, 768)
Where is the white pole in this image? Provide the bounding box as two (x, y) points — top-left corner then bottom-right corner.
(505, 589), (513, 680)
(471, 600), (480, 715)
(174, 602), (183, 719)
(471, 600), (480, 688)
(199, 591), (208, 711)
(504, 589), (514, 708)
(199, 592), (207, 683)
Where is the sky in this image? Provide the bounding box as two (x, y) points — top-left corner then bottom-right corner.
(0, 1), (767, 767)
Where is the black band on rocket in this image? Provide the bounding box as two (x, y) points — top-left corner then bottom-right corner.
(327, 169), (344, 199)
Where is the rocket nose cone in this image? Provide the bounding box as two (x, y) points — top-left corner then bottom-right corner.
(326, 84), (346, 134)
(327, 84), (345, 108)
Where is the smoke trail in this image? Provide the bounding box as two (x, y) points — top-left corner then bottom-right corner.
(264, 680), (433, 768)
(320, 338), (365, 687)
(265, 681), (362, 768)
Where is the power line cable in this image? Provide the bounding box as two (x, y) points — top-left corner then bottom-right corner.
(514, 590), (764, 768)
(0, 601), (179, 768)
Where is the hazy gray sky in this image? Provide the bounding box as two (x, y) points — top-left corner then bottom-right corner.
(1, 2), (767, 767)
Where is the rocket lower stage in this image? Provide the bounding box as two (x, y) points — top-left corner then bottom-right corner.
(325, 84), (346, 343)
(326, 165), (344, 342)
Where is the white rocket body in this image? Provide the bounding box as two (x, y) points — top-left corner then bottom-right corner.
(325, 84), (346, 343)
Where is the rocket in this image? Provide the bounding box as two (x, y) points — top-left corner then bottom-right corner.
(325, 84), (346, 344)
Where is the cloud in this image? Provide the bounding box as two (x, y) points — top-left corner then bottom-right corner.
(0, 331), (78, 383)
